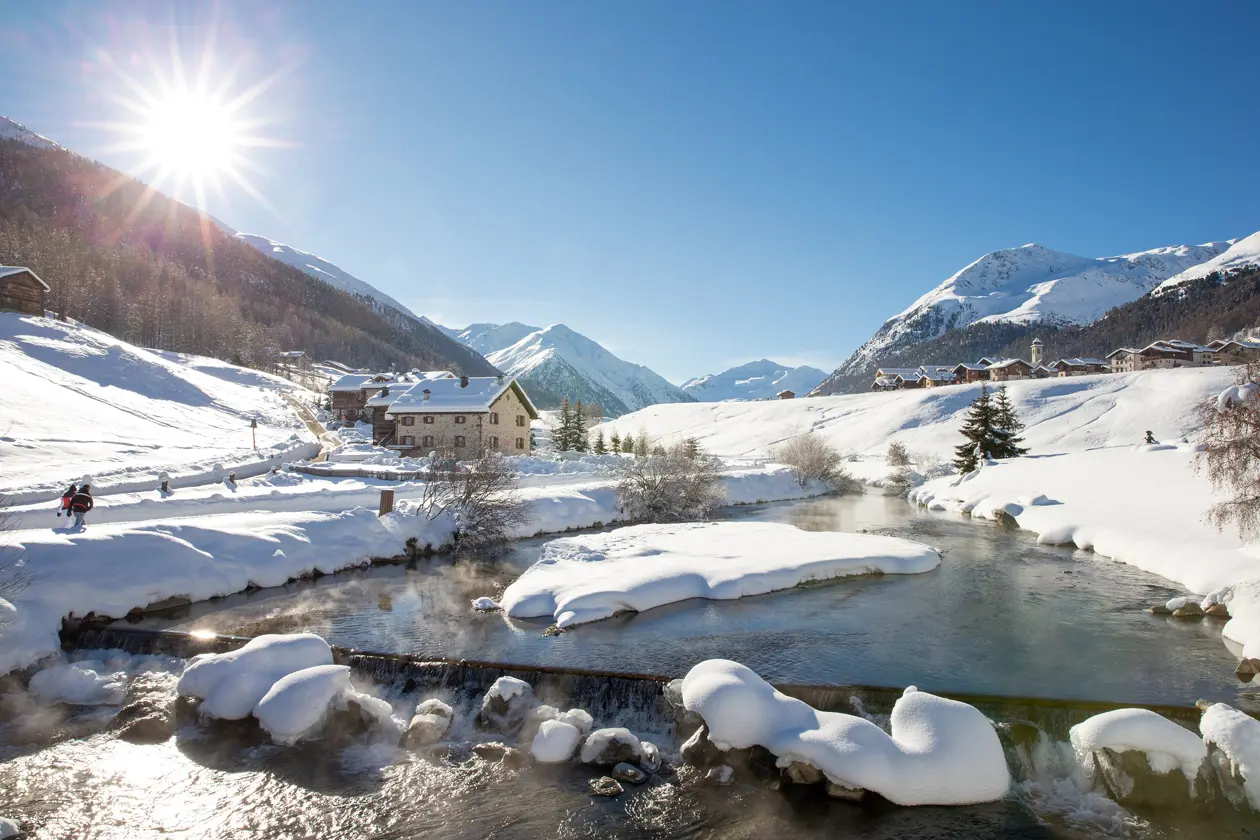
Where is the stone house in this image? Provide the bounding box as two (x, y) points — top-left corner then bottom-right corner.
(0, 266), (49, 316)
(1206, 339), (1260, 365)
(330, 370), (454, 422)
(985, 359), (1034, 382)
(1107, 342), (1193, 373)
(1051, 358), (1110, 376)
(387, 375), (539, 457)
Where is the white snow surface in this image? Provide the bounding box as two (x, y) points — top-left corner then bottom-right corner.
(177, 633), (334, 721)
(1069, 708), (1206, 779)
(681, 359), (828, 402)
(483, 323), (693, 417)
(0, 114), (62, 150)
(818, 239), (1231, 392)
(0, 817), (17, 839)
(253, 663), (353, 746)
(493, 522), (940, 629)
(1200, 702), (1260, 809)
(27, 659), (128, 706)
(681, 659), (1010, 806)
(531, 719), (583, 764)
(1154, 231), (1260, 292)
(438, 321), (540, 356)
(0, 313), (318, 502)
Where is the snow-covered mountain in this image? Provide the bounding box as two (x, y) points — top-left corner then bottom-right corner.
(811, 239), (1232, 395)
(682, 360), (827, 402)
(437, 322), (692, 416)
(0, 115), (62, 150)
(1154, 232), (1260, 293)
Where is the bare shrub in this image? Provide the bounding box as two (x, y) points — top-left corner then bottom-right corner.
(772, 434), (861, 493)
(1196, 364), (1260, 539)
(616, 446), (726, 523)
(420, 452), (531, 552)
(886, 441), (912, 467)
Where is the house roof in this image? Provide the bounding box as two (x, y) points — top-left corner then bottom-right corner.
(953, 362), (988, 372)
(975, 357), (997, 366)
(0, 265), (50, 292)
(1106, 348), (1140, 359)
(873, 376), (900, 387)
(1052, 358), (1108, 368)
(387, 376), (539, 418)
(329, 373), (378, 393)
(918, 365), (956, 374)
(896, 372), (925, 382)
(920, 371), (954, 382)
(985, 358), (1032, 370)
(874, 367), (922, 377)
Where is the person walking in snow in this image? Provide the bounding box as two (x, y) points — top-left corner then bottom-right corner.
(1144, 430), (1157, 445)
(57, 482), (77, 519)
(68, 484), (94, 528)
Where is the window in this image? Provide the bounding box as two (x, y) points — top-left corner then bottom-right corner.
(454, 435), (466, 448)
(455, 415), (466, 424)
(489, 412), (499, 425)
(422, 435), (434, 447)
(423, 415), (434, 424)
(516, 415), (526, 427)
(401, 435), (414, 446)
(516, 437), (525, 450)
(401, 415), (414, 426)
(488, 436), (498, 448)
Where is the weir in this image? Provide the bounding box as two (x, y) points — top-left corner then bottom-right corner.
(66, 625), (1205, 739)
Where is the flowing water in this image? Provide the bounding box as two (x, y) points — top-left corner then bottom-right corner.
(2, 494), (1259, 838)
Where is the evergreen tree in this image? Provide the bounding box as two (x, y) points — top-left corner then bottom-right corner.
(609, 431), (622, 453)
(592, 430), (607, 455)
(681, 437), (701, 460)
(555, 397), (573, 451)
(622, 436), (635, 454)
(953, 384), (996, 473)
(572, 400), (589, 452)
(990, 386), (1029, 459)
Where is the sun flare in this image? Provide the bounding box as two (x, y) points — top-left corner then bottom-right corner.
(141, 91), (243, 180)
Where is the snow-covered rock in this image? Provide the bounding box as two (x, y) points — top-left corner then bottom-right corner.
(253, 664), (353, 746)
(177, 633), (334, 721)
(680, 659), (1010, 806)
(492, 522), (940, 629)
(1200, 703), (1260, 809)
(580, 727), (644, 766)
(0, 816), (19, 839)
(405, 699), (454, 747)
(1069, 708), (1206, 781)
(813, 240), (1232, 395)
(554, 708), (594, 734)
(530, 719), (583, 764)
(477, 676), (535, 732)
(681, 359), (827, 402)
(28, 660), (127, 706)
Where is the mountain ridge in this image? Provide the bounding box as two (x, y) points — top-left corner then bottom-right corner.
(682, 359), (827, 401)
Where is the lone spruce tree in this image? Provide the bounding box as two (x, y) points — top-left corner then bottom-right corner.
(555, 397), (573, 451)
(609, 431), (622, 453)
(572, 400), (589, 452)
(592, 429), (607, 455)
(990, 386), (1028, 459)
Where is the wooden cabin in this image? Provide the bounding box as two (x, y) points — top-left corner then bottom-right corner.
(0, 266), (48, 316)
(777, 390), (796, 400)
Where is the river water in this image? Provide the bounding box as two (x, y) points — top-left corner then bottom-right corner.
(2, 494), (1257, 839)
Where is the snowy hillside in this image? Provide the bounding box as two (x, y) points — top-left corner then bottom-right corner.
(813, 240), (1230, 395)
(0, 115), (62, 150)
(227, 231), (415, 318)
(473, 324), (694, 416)
(682, 359), (827, 401)
(600, 366), (1234, 464)
(0, 313), (318, 502)
(1154, 232), (1260, 293)
(442, 322), (541, 356)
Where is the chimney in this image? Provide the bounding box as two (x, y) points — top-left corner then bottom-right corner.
(380, 386), (389, 397)
(460, 375), (469, 388)
(423, 389), (431, 401)
(497, 373), (505, 385)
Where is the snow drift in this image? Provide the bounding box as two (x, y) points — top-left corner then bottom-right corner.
(680, 659), (1010, 805)
(489, 521), (940, 629)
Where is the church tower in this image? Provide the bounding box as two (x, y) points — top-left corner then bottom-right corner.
(1031, 337), (1044, 366)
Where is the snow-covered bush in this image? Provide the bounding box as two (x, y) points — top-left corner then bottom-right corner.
(886, 441), (912, 468)
(420, 452), (530, 552)
(615, 448), (725, 523)
(772, 434), (859, 493)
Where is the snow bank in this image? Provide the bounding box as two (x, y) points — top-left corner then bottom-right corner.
(177, 634), (334, 720)
(680, 659), (1009, 806)
(27, 659), (128, 705)
(0, 314), (319, 502)
(1069, 708), (1206, 779)
(254, 664), (353, 746)
(492, 521), (940, 628)
(909, 446), (1260, 660)
(1200, 703), (1260, 809)
(531, 719), (583, 763)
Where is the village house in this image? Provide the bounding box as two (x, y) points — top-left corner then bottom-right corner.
(872, 367), (924, 391)
(917, 366), (957, 388)
(1206, 339), (1260, 365)
(329, 370), (454, 422)
(386, 374), (539, 457)
(951, 362), (989, 384)
(985, 358), (1035, 382)
(0, 266), (49, 316)
(1051, 358), (1110, 377)
(777, 389), (796, 399)
(1107, 342), (1195, 373)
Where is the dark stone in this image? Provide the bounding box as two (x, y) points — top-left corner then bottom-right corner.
(590, 776), (623, 797)
(612, 762), (648, 785)
(1236, 658), (1260, 683)
(117, 713), (175, 744)
(680, 724), (723, 768)
(1206, 603), (1231, 618)
(582, 729), (643, 767)
(473, 741), (509, 761)
(826, 781), (866, 801)
(1172, 602), (1205, 618)
(1148, 604), (1173, 615)
(784, 760), (825, 786)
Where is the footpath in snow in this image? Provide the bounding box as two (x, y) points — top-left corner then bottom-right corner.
(482, 521), (940, 628)
(0, 314), (319, 503)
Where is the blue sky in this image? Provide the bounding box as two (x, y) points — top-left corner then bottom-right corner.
(2, 1), (1258, 382)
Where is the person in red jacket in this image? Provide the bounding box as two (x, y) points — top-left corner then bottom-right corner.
(58, 483), (77, 519)
(69, 484), (94, 528)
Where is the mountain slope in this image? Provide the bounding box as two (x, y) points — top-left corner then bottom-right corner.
(0, 124), (497, 376)
(481, 324), (694, 416)
(1154, 233), (1260, 293)
(812, 240), (1231, 395)
(447, 322), (541, 356)
(0, 116), (61, 150)
(682, 359), (827, 401)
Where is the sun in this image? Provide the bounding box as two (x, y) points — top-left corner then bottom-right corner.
(140, 91), (243, 181)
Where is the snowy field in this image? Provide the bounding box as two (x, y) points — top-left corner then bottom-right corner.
(0, 314), (319, 502)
